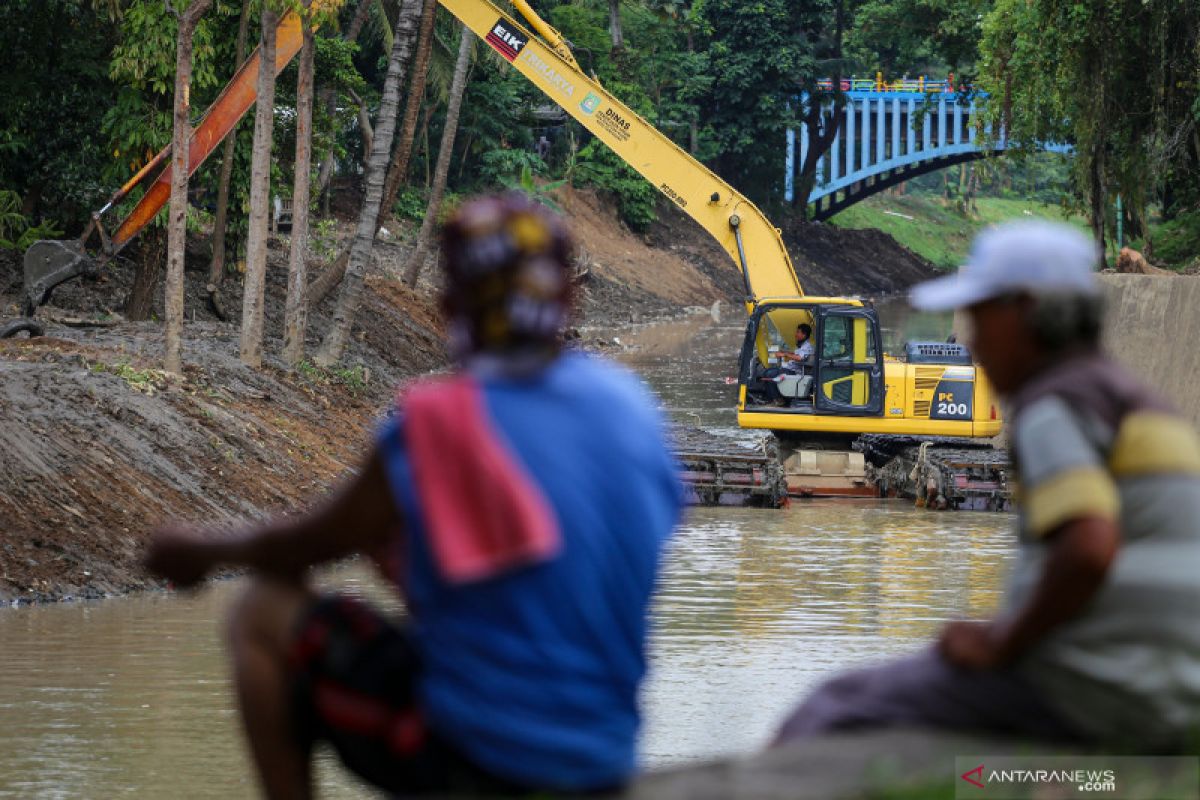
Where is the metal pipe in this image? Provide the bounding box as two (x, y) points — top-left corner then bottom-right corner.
(729, 214), (754, 302)
(1116, 194), (1124, 250)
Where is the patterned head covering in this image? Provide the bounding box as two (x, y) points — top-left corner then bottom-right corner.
(441, 193), (574, 360)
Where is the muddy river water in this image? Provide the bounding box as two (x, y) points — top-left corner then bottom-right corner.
(0, 310), (1014, 798)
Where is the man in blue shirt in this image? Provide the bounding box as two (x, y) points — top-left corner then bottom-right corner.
(146, 194), (682, 798)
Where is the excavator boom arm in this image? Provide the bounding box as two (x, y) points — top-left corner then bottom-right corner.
(106, 11), (306, 253)
(439, 0), (803, 303)
(9, 10), (308, 328)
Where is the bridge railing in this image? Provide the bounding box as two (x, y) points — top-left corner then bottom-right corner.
(815, 74), (964, 94)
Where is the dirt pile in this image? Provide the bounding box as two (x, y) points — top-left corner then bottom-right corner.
(781, 220), (941, 298)
(559, 187), (741, 324)
(0, 239), (445, 603)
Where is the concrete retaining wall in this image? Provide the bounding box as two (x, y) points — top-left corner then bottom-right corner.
(1101, 274), (1200, 427)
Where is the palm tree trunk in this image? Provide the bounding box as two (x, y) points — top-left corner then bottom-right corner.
(165, 0), (214, 375)
(305, 0), (437, 310)
(126, 230), (165, 320)
(403, 26), (474, 288)
(315, 0), (424, 366)
(377, 0), (438, 230)
(239, 7), (279, 368)
(344, 0), (375, 42)
(283, 12), (315, 368)
(207, 0), (251, 291)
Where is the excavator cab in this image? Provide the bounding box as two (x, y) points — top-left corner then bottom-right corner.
(813, 305), (884, 415)
(740, 300), (884, 418)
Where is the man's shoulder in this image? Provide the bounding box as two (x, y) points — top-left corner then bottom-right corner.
(1013, 351), (1175, 429)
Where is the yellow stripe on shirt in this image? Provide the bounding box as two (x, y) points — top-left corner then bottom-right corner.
(1024, 466), (1120, 538)
(1109, 412), (1200, 477)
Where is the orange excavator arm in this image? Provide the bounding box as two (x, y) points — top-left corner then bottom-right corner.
(9, 9), (309, 325)
(91, 10), (305, 254)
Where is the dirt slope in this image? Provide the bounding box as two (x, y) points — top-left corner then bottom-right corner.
(782, 220), (940, 298)
(562, 187), (941, 312)
(0, 188), (936, 603)
(0, 255), (445, 603)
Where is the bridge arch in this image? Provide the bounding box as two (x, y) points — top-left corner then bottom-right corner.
(784, 81), (1066, 221)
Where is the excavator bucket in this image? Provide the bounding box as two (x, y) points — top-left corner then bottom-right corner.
(20, 239), (95, 317)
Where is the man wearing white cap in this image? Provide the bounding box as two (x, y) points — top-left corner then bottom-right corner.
(774, 220), (1200, 749)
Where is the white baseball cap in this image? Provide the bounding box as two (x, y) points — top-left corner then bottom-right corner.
(910, 220), (1101, 311)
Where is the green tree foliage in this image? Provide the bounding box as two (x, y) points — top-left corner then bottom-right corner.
(541, 2), (708, 226)
(278, 33), (367, 189)
(979, 0), (1200, 253)
(105, 0), (224, 191)
(0, 191), (64, 250)
(692, 0), (822, 205)
(847, 0), (988, 77)
(0, 1), (122, 229)
(7, 0), (1193, 272)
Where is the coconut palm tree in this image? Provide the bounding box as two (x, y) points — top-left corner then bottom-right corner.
(164, 0), (213, 375)
(304, 0), (445, 309)
(239, 5), (280, 368)
(403, 25), (474, 288)
(315, 0), (424, 365)
(283, 2), (317, 368)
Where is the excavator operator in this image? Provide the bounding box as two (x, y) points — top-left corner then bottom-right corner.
(779, 324), (815, 372)
(754, 323), (815, 407)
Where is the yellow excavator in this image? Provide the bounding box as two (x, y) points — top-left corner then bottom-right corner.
(441, 0), (1002, 442)
(445, 0), (1010, 506)
(8, 0), (1004, 502)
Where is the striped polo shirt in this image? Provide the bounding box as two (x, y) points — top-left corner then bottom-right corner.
(1005, 352), (1200, 747)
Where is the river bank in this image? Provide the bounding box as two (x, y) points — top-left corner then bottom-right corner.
(0, 186), (948, 604)
(0, 503), (1016, 796)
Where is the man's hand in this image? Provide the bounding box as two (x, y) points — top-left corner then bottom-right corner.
(938, 619), (1013, 670)
(144, 525), (219, 589)
(938, 517), (1119, 671)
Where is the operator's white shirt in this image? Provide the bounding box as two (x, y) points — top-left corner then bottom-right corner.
(784, 340), (813, 373)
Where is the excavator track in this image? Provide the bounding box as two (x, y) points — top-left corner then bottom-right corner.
(671, 425), (789, 508)
(855, 434), (1012, 511)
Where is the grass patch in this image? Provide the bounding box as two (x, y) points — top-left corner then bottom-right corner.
(296, 361), (370, 395)
(90, 360), (169, 394)
(831, 193), (1086, 271)
(1142, 208), (1200, 270)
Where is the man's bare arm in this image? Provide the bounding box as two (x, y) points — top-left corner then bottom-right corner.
(995, 515), (1119, 659)
(941, 515), (1119, 668)
(145, 449), (400, 587)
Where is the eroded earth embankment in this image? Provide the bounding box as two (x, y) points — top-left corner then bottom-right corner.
(0, 190), (947, 603)
(0, 278), (446, 603)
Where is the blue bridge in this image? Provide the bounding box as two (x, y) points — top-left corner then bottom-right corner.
(785, 78), (1068, 220)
